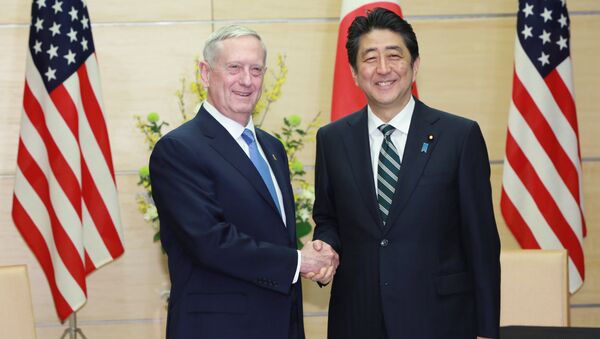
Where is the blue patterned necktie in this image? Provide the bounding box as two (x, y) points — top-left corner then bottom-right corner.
(377, 124), (401, 225)
(241, 129), (281, 214)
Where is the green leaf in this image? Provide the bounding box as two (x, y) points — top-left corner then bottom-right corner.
(296, 221), (312, 238)
(153, 231), (161, 242)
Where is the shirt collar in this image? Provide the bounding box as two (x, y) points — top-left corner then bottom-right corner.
(203, 100), (256, 140)
(367, 96), (415, 136)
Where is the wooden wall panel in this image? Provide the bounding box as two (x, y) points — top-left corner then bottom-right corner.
(0, 176), (170, 325)
(212, 0), (600, 20)
(571, 16), (600, 157)
(0, 27), (27, 174)
(1, 0), (212, 25)
(214, 0), (340, 20)
(414, 18), (515, 161)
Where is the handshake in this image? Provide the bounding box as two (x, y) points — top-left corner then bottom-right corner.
(299, 240), (339, 284)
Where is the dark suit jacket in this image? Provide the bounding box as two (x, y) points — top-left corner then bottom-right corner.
(313, 100), (500, 339)
(150, 106), (305, 339)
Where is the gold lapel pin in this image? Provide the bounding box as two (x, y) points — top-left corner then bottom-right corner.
(428, 134), (434, 141)
(272, 154), (277, 161)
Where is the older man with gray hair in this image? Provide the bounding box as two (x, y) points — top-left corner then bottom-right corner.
(150, 25), (337, 338)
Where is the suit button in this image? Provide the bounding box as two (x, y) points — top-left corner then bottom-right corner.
(380, 239), (389, 247)
(383, 282), (390, 287)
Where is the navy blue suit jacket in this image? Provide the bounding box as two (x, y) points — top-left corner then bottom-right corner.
(150, 106), (304, 339)
(313, 100), (500, 339)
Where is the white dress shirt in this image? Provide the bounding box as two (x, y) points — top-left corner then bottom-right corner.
(203, 101), (301, 283)
(367, 96), (415, 195)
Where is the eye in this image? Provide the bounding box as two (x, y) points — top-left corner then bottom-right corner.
(388, 54), (401, 60)
(227, 64), (242, 74)
(249, 66), (264, 76)
(364, 57), (377, 63)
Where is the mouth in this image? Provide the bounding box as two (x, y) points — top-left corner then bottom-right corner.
(375, 80), (396, 88)
(232, 90), (253, 97)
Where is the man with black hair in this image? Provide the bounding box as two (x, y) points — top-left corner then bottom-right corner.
(312, 7), (500, 339)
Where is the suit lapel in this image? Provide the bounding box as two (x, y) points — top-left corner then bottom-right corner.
(195, 108), (283, 224)
(385, 100), (441, 232)
(342, 108), (382, 226)
(257, 129), (297, 243)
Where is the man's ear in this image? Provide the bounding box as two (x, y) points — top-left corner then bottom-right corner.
(411, 56), (420, 83)
(350, 65), (358, 86)
(199, 61), (210, 87)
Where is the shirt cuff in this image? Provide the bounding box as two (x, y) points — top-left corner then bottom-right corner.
(293, 250), (301, 284)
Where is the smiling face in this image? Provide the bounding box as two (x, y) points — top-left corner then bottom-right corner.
(200, 35), (265, 126)
(351, 29), (419, 120)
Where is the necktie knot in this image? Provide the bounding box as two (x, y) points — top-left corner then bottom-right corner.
(241, 129), (255, 145)
(378, 124), (395, 139)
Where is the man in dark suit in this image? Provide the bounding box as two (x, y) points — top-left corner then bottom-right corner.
(150, 25), (337, 339)
(312, 8), (500, 339)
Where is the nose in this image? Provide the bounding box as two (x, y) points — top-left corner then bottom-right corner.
(239, 67), (252, 86)
(376, 58), (390, 74)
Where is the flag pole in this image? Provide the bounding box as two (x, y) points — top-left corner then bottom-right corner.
(60, 313), (87, 339)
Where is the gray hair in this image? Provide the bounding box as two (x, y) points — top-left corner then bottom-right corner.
(203, 25), (267, 65)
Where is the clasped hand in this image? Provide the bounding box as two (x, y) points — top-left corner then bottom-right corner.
(300, 240), (339, 284)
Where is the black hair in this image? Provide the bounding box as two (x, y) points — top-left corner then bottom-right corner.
(346, 7), (419, 71)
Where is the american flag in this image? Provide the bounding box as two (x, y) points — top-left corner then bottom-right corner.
(12, 0), (124, 321)
(330, 0), (417, 121)
(501, 0), (585, 293)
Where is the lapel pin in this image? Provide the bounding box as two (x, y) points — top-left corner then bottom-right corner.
(428, 134), (434, 141)
(272, 154), (277, 161)
(421, 142), (429, 153)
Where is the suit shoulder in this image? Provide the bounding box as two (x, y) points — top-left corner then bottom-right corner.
(420, 102), (478, 131)
(318, 109), (364, 136)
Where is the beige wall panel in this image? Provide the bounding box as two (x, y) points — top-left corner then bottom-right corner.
(301, 277), (331, 313)
(1, 0), (212, 25)
(304, 315), (327, 339)
(0, 24), (214, 174)
(0, 27), (27, 174)
(571, 16), (600, 157)
(412, 16), (600, 161)
(214, 0), (341, 20)
(414, 18), (515, 161)
(402, 0), (600, 17)
(93, 24), (212, 172)
(0, 175), (170, 323)
(212, 0), (600, 20)
(570, 306), (600, 327)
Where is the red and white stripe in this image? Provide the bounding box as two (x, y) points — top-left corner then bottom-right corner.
(331, 0), (417, 121)
(501, 37), (585, 293)
(12, 50), (124, 321)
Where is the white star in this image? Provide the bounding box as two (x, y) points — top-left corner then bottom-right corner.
(49, 22), (61, 36)
(67, 28), (78, 42)
(521, 25), (533, 40)
(45, 67), (57, 81)
(538, 52), (550, 66)
(33, 40), (42, 54)
(81, 16), (89, 29)
(541, 8), (553, 22)
(64, 49), (77, 65)
(52, 0), (63, 14)
(558, 14), (568, 28)
(69, 6), (79, 21)
(556, 36), (568, 50)
(34, 18), (44, 32)
(561, 0), (566, 6)
(36, 0), (46, 9)
(47, 44), (59, 59)
(82, 0), (87, 7)
(81, 37), (89, 51)
(539, 30), (551, 44)
(522, 3), (534, 18)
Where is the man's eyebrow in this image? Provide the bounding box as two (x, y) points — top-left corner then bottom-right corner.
(360, 45), (402, 56)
